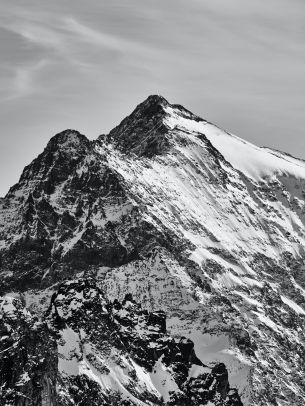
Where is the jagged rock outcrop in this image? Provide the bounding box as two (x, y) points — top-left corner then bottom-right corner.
(49, 278), (243, 405)
(0, 296), (57, 405)
(103, 95), (170, 157)
(0, 279), (244, 405)
(0, 95), (305, 404)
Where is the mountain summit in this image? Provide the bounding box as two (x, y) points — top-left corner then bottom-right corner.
(0, 96), (305, 405)
(102, 94), (207, 158)
(102, 94), (171, 157)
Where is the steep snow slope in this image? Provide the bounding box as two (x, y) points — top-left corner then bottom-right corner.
(97, 96), (305, 405)
(100, 96), (305, 282)
(164, 103), (305, 181)
(0, 95), (305, 405)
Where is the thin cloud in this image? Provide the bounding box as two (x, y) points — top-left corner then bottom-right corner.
(63, 17), (147, 54)
(0, 7), (152, 99)
(15, 23), (63, 50)
(5, 59), (49, 101)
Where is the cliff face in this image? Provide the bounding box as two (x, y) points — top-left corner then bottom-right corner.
(0, 95), (305, 405)
(0, 296), (57, 405)
(49, 278), (243, 406)
(0, 129), (136, 292)
(0, 280), (243, 406)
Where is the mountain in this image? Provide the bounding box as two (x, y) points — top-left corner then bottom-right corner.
(0, 95), (305, 405)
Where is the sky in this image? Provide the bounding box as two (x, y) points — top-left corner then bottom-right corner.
(1, 0), (305, 196)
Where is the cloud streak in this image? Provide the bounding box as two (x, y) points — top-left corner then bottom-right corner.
(0, 4), (155, 101)
(9, 59), (49, 100)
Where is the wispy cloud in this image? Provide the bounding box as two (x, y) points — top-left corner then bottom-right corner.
(63, 17), (147, 54)
(8, 59), (49, 100)
(0, 4), (152, 101)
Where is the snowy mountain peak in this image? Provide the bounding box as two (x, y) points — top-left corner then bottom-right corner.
(6, 129), (92, 198)
(138, 94), (203, 123)
(102, 95), (206, 158)
(102, 95), (169, 157)
(46, 129), (91, 153)
(1, 96), (305, 405)
(141, 94), (169, 107)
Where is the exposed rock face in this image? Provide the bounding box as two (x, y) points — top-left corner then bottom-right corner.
(49, 278), (243, 405)
(0, 95), (305, 404)
(0, 279), (244, 405)
(0, 130), (143, 292)
(103, 95), (170, 157)
(0, 296), (57, 405)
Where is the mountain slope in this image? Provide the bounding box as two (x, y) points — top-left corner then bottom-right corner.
(0, 95), (305, 405)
